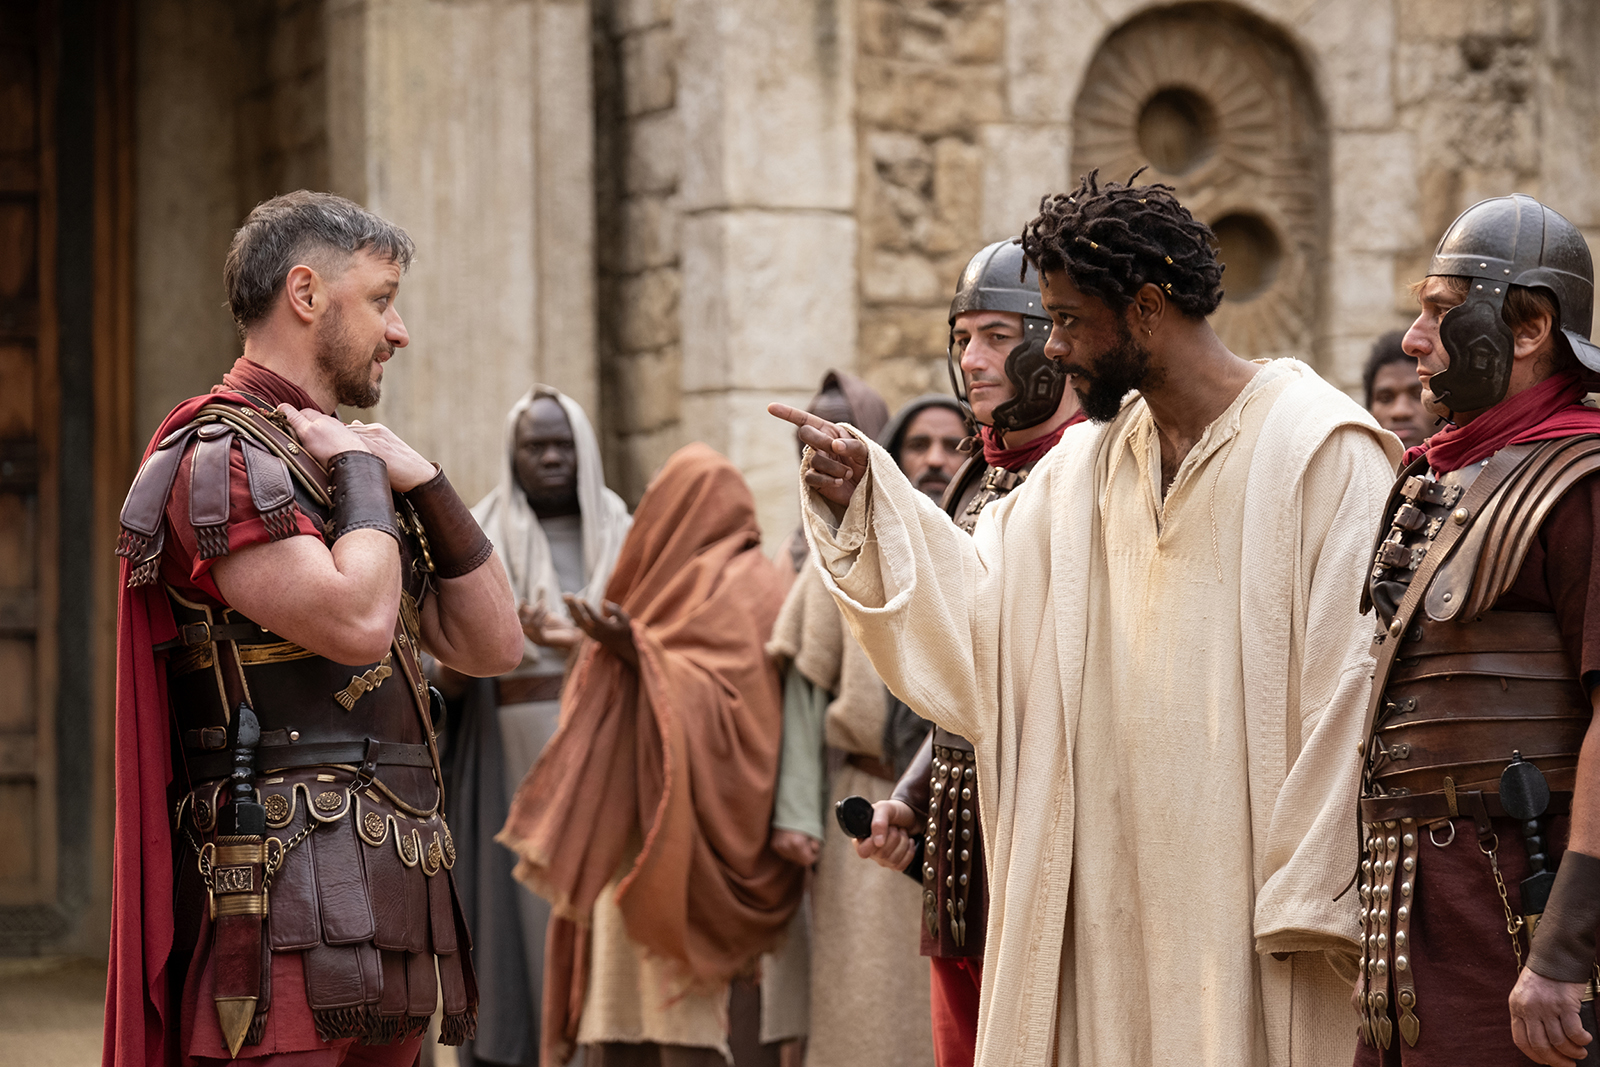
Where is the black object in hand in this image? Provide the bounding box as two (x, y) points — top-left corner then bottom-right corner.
(835, 795), (874, 840)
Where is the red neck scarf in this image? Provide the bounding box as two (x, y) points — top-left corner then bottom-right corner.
(980, 410), (1086, 471)
(219, 357), (324, 413)
(1409, 371), (1600, 473)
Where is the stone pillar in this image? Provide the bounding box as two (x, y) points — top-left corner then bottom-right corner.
(675, 0), (857, 546)
(328, 0), (598, 505)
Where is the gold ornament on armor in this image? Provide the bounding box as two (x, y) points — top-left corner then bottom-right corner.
(334, 652), (393, 710)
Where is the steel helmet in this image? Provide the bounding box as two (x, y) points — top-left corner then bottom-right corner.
(947, 240), (1067, 432)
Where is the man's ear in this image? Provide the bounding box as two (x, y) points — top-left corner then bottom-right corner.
(283, 264), (321, 325)
(1130, 281), (1165, 336)
(1511, 307), (1554, 364)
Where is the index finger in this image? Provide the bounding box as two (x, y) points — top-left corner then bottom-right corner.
(768, 402), (841, 435)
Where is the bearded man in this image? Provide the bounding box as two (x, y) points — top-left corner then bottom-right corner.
(104, 191), (524, 1066)
(770, 172), (1401, 1067)
(1351, 195), (1600, 1067)
(856, 239), (1082, 1067)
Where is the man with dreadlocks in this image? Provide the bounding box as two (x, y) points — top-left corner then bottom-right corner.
(770, 172), (1401, 1067)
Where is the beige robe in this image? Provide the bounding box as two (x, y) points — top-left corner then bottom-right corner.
(801, 360), (1403, 1067)
(765, 565), (934, 1067)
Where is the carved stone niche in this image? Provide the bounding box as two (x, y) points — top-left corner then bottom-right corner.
(1072, 5), (1328, 360)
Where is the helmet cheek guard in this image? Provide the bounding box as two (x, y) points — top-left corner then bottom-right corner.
(1433, 295), (1516, 413)
(990, 329), (1067, 433)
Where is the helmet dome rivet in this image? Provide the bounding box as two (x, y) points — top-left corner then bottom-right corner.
(1476, 284), (1483, 290)
(1494, 288), (1501, 294)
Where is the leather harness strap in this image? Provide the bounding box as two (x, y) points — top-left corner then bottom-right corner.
(184, 739), (436, 782)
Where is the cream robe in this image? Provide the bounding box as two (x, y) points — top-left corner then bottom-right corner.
(801, 360), (1403, 1067)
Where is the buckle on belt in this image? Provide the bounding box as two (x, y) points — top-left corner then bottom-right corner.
(353, 738), (381, 793)
(178, 621), (213, 646)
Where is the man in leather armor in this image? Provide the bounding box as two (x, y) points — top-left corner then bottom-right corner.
(1353, 195), (1600, 1067)
(104, 191), (523, 1067)
(854, 239), (1081, 1067)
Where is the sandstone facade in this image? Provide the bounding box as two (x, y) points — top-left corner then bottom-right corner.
(129, 0), (1600, 536)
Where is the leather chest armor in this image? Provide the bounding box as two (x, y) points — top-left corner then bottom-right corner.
(120, 395), (474, 1049)
(1356, 435), (1600, 1050)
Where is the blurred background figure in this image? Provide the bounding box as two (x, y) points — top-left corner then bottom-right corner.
(1364, 329), (1435, 450)
(442, 386), (632, 1067)
(765, 390), (950, 1067)
(882, 396), (969, 503)
(499, 443), (802, 1067)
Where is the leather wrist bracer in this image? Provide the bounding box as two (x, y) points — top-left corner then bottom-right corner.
(1528, 849), (1600, 982)
(405, 466), (492, 578)
(327, 451), (400, 544)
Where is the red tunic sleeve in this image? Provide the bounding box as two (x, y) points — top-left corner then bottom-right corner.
(159, 437), (322, 606)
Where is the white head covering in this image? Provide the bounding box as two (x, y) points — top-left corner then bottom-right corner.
(472, 386), (632, 661)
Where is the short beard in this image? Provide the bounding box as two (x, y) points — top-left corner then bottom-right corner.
(1074, 320), (1153, 423)
(314, 301), (384, 409)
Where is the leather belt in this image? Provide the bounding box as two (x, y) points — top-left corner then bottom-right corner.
(497, 673), (565, 705)
(154, 621), (265, 651)
(846, 752), (898, 782)
(184, 739), (434, 782)
(1361, 790), (1572, 824)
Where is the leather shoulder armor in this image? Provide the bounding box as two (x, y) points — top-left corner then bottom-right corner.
(1426, 434), (1600, 621)
(117, 396), (327, 586)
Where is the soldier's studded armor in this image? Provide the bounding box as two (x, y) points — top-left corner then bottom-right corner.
(897, 450), (1044, 958)
(1356, 436), (1600, 1050)
(117, 395), (475, 1048)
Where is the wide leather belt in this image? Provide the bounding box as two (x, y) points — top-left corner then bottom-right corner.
(184, 739), (434, 782)
(496, 673), (565, 705)
(1361, 789), (1572, 824)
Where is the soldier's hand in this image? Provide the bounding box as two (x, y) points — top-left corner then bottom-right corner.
(771, 828), (821, 868)
(347, 420), (437, 492)
(767, 403), (869, 514)
(855, 799), (916, 870)
(279, 405), (369, 465)
(1510, 967), (1592, 1066)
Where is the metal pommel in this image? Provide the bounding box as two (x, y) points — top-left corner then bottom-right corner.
(946, 240), (1066, 433)
(1429, 194), (1600, 412)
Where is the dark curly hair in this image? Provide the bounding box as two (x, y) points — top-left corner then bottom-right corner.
(1019, 170), (1225, 319)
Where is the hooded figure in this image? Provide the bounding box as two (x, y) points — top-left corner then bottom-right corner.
(499, 443), (802, 1067)
(446, 385), (632, 1067)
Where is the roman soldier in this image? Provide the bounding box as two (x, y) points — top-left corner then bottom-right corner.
(864, 239), (1082, 1067)
(104, 191), (523, 1067)
(1356, 195), (1600, 1067)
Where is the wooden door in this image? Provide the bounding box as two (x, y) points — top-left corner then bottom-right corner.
(0, 0), (60, 923)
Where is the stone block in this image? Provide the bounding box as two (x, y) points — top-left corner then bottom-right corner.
(861, 249), (943, 304)
(610, 193), (680, 273)
(1331, 131), (1421, 253)
(1397, 0), (1539, 41)
(895, 4), (956, 66)
(979, 123), (1068, 242)
(616, 423), (689, 504)
(616, 0), (674, 35)
(622, 25), (677, 116)
(927, 136), (983, 254)
(611, 347), (683, 433)
(1298, 0), (1394, 130)
(857, 59), (1005, 138)
(677, 0), (855, 211)
(617, 267), (682, 352)
(625, 109), (682, 195)
(868, 130), (933, 193)
(949, 3), (1004, 65)
(1394, 41), (1458, 107)
(680, 210), (858, 393)
(1327, 250), (1396, 336)
(859, 303), (951, 368)
(1004, 0), (1104, 124)
(1392, 250), (1432, 312)
(870, 353), (949, 410)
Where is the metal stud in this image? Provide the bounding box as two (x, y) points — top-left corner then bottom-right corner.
(962, 788), (971, 801)
(1401, 881), (1412, 897)
(1452, 507), (1469, 525)
(1396, 955), (1408, 971)
(1388, 836), (1398, 851)
(1402, 833), (1415, 848)
(1397, 905), (1408, 921)
(961, 809), (972, 822)
(1403, 857), (1415, 872)
(925, 864), (935, 879)
(960, 849), (969, 861)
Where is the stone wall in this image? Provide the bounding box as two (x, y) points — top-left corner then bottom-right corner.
(133, 0), (329, 445)
(595, 0), (685, 504)
(855, 0), (1006, 408)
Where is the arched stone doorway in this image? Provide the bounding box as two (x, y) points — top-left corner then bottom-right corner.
(1071, 4), (1328, 362)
